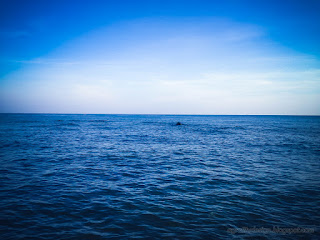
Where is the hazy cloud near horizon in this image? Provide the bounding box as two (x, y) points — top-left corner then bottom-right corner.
(1, 17), (319, 114)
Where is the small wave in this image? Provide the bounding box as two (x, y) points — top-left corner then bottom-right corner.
(90, 120), (109, 123)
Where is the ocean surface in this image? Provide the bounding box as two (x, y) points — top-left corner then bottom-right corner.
(0, 114), (319, 240)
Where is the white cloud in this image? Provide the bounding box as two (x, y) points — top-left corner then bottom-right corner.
(1, 18), (319, 114)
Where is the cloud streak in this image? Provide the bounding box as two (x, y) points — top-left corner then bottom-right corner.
(1, 18), (319, 114)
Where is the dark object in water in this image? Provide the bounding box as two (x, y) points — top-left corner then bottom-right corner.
(176, 122), (182, 125)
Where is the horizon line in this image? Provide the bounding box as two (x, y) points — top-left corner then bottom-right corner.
(0, 113), (319, 117)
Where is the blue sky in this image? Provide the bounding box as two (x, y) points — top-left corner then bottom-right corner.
(0, 0), (319, 114)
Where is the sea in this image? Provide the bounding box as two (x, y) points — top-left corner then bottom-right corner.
(0, 114), (319, 240)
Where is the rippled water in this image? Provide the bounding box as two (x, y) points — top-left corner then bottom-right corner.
(0, 114), (319, 239)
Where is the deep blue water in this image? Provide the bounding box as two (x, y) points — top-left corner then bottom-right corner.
(0, 114), (319, 240)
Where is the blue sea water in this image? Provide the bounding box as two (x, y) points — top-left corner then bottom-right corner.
(0, 114), (319, 240)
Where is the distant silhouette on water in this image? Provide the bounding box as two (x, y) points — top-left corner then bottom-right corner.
(176, 122), (182, 125)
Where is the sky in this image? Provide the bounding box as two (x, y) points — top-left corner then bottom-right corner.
(0, 0), (319, 114)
